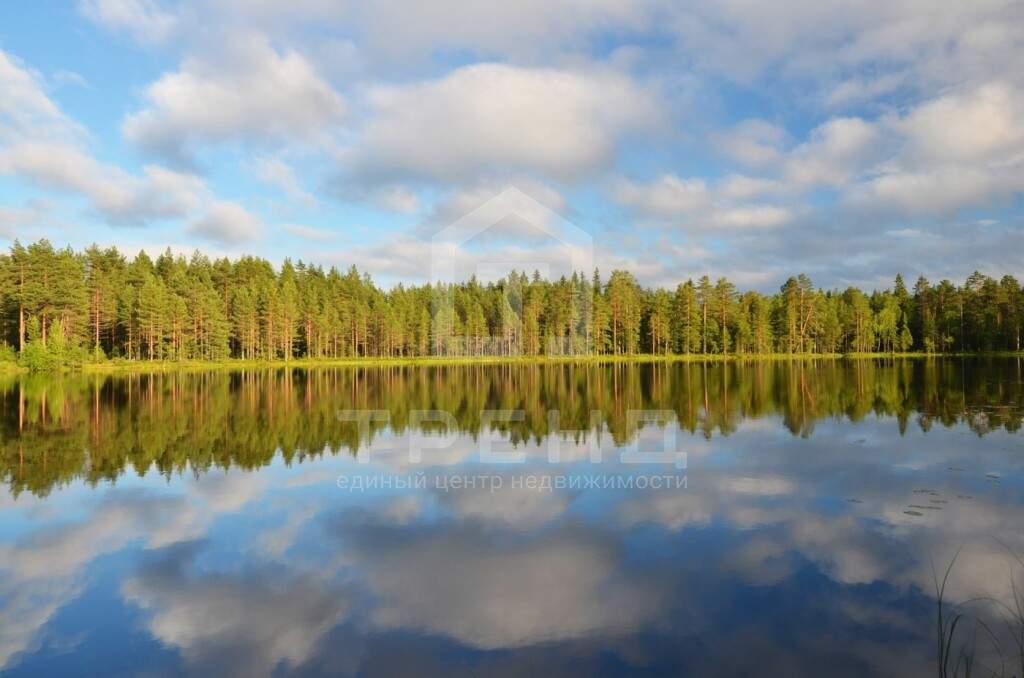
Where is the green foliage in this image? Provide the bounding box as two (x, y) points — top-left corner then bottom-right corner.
(0, 241), (1020, 362)
(0, 344), (16, 363)
(19, 339), (57, 372)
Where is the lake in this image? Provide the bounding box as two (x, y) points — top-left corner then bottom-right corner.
(1, 358), (1022, 677)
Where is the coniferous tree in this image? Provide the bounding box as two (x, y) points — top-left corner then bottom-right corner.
(672, 281), (700, 355)
(0, 240), (1020, 364)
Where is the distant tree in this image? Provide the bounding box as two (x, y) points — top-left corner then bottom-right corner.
(0, 239), (1020, 363)
(672, 281), (700, 355)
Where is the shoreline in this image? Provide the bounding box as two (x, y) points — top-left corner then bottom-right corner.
(1, 351), (1021, 375)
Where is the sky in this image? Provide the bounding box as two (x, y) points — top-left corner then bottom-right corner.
(0, 0), (1022, 292)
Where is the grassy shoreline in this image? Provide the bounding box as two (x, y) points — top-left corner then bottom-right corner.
(0, 350), (1019, 375)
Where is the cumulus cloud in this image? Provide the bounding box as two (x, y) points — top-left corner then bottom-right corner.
(78, 0), (179, 44)
(612, 173), (794, 231)
(249, 156), (316, 206)
(0, 142), (208, 225)
(824, 72), (905, 107)
(0, 200), (52, 239)
(373, 185), (420, 213)
(206, 0), (655, 62)
(714, 205), (792, 229)
(339, 523), (665, 649)
(0, 472), (269, 668)
(0, 51), (79, 143)
(689, 80), (1024, 245)
(1, 0), (1023, 289)
(0, 47), (271, 234)
(614, 175), (710, 217)
(188, 200), (265, 244)
(698, 81), (1024, 228)
(718, 174), (780, 200)
(667, 0), (1024, 98)
(337, 184), (422, 214)
(439, 482), (571, 529)
(347, 63), (661, 183)
(717, 119), (786, 167)
(853, 167), (1020, 217)
(845, 82), (1024, 216)
(124, 35), (345, 166)
(783, 116), (881, 188)
(423, 177), (567, 232)
(123, 545), (348, 677)
(896, 81), (1024, 164)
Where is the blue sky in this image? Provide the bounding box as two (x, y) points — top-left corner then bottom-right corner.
(1, 1), (1022, 291)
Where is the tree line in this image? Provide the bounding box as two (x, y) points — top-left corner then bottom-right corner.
(0, 239), (1021, 366)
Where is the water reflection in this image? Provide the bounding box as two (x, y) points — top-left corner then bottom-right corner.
(2, 358), (1023, 497)
(0, 358), (1022, 676)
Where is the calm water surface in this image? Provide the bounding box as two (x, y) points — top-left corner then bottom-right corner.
(1, 358), (1023, 676)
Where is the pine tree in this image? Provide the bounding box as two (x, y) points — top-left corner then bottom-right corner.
(697, 275), (713, 354)
(0, 239), (1021, 363)
(713, 277), (736, 354)
(672, 281), (700, 354)
(590, 270), (610, 355)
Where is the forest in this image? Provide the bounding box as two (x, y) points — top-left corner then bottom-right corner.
(0, 239), (1021, 367)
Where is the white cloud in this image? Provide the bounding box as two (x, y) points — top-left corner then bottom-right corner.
(372, 185), (420, 214)
(441, 483), (570, 529)
(1, 1), (1023, 290)
(0, 142), (208, 224)
(0, 472), (270, 668)
(249, 156), (316, 207)
(845, 82), (1024, 216)
(825, 72), (905, 107)
(896, 81), (1024, 164)
(885, 228), (924, 238)
(0, 200), (52, 238)
(348, 63), (661, 182)
(667, 0), (1024, 101)
(0, 51), (79, 143)
(717, 119), (786, 167)
(714, 205), (792, 229)
(0, 47), (238, 228)
(208, 0), (654, 62)
(611, 173), (793, 230)
(328, 182), (422, 214)
(78, 0), (178, 44)
(347, 525), (664, 649)
(188, 200), (265, 244)
(124, 35), (345, 165)
(852, 166), (1022, 217)
(702, 82), (1024, 223)
(613, 175), (709, 217)
(132, 165), (209, 217)
(718, 174), (780, 200)
(354, 0), (650, 59)
(784, 117), (880, 188)
(283, 223), (336, 241)
(123, 556), (348, 677)
(425, 178), (567, 230)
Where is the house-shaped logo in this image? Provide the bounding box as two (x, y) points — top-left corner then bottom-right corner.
(429, 186), (594, 357)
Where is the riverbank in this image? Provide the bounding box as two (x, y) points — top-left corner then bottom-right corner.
(0, 350), (1020, 375)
